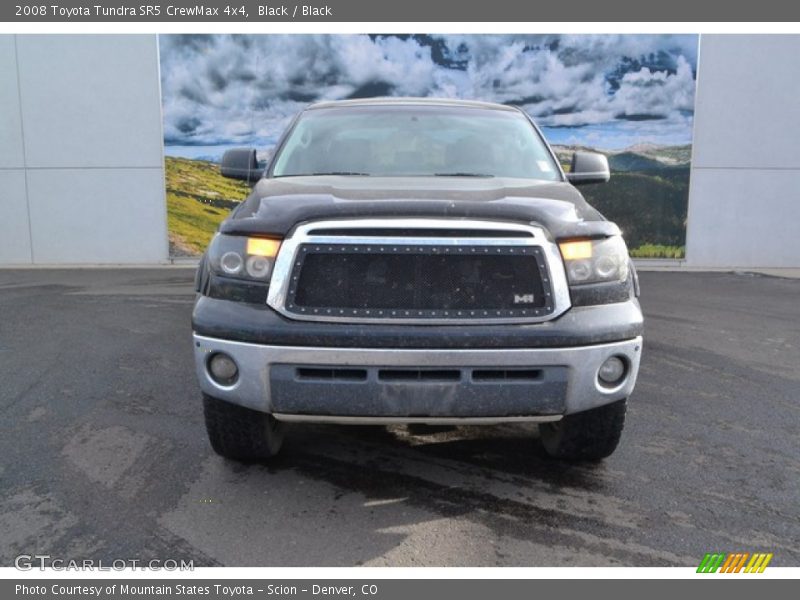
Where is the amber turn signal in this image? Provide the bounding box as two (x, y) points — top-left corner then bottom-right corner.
(246, 238), (281, 257)
(558, 240), (593, 260)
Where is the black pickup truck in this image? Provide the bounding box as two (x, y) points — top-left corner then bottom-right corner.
(192, 98), (643, 462)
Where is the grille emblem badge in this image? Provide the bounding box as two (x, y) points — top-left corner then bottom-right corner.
(513, 293), (536, 304)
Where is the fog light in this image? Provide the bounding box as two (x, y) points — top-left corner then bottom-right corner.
(208, 353), (238, 385)
(598, 356), (626, 386)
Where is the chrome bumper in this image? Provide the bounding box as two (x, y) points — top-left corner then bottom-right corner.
(193, 334), (642, 423)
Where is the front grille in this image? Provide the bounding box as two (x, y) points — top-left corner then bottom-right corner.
(284, 243), (555, 320)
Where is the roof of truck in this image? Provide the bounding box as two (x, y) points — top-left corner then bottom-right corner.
(305, 97), (518, 112)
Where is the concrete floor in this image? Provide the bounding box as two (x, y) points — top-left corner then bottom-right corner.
(0, 269), (798, 567)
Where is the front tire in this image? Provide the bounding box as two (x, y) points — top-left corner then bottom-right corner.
(539, 400), (626, 461)
(203, 394), (285, 461)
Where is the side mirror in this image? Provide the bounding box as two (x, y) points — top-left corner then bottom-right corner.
(220, 148), (261, 183)
(566, 151), (610, 186)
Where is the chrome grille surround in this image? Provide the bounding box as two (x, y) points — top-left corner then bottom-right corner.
(266, 218), (572, 324)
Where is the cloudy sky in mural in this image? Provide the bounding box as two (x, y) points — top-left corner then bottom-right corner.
(159, 34), (698, 159)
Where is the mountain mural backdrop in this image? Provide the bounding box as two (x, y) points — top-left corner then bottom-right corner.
(159, 34), (698, 257)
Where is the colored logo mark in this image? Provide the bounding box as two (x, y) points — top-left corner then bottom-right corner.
(697, 552), (773, 573)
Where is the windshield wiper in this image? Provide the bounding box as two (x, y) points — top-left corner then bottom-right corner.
(433, 172), (495, 177)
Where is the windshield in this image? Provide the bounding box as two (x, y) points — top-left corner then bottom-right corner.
(270, 105), (561, 180)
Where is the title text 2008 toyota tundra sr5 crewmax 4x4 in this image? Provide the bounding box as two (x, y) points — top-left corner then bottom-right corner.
(192, 98), (643, 462)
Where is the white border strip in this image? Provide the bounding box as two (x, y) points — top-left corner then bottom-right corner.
(2, 22), (800, 34)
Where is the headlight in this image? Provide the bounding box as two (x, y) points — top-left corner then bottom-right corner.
(208, 234), (281, 282)
(559, 236), (630, 285)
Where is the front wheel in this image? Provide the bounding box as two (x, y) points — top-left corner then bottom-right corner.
(203, 394), (285, 461)
(539, 400), (626, 461)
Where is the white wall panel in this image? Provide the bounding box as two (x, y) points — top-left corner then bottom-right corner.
(0, 36), (25, 169)
(15, 35), (164, 169)
(686, 35), (800, 267)
(0, 170), (33, 264)
(691, 36), (800, 170)
(686, 169), (800, 267)
(0, 34), (168, 265)
(26, 168), (168, 264)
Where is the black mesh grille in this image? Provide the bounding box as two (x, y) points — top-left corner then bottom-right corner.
(286, 244), (554, 319)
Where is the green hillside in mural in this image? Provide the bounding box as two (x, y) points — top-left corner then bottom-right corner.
(166, 145), (690, 258)
(580, 169), (689, 258)
(166, 157), (250, 255)
(554, 144), (690, 258)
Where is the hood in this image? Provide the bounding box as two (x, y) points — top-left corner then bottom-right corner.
(219, 175), (620, 239)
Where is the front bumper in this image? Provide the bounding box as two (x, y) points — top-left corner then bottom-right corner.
(193, 334), (642, 423)
(192, 295), (644, 349)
